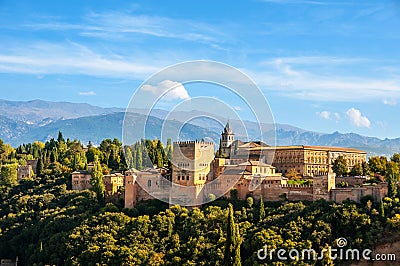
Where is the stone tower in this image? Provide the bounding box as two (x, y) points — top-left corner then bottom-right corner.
(171, 140), (215, 206)
(221, 121), (234, 157)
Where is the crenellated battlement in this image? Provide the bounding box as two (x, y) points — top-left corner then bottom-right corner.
(281, 184), (313, 188)
(174, 140), (214, 145)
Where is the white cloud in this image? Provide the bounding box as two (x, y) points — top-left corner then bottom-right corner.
(141, 80), (190, 100)
(316, 111), (330, 119)
(345, 108), (371, 128)
(383, 98), (397, 106)
(334, 112), (341, 120)
(79, 91), (96, 96)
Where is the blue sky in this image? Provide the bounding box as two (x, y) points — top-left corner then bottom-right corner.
(1, 0), (400, 139)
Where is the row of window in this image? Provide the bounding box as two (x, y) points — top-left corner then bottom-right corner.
(198, 174), (207, 180)
(177, 175), (190, 181)
(73, 181), (90, 185)
(222, 135), (233, 141)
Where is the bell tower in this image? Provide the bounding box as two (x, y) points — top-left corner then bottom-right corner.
(221, 121), (234, 157)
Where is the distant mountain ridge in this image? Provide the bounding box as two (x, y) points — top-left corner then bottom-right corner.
(0, 99), (399, 156)
(0, 99), (123, 124)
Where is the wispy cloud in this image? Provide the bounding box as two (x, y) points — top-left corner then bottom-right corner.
(79, 91), (96, 96)
(260, 0), (367, 6)
(263, 56), (366, 66)
(383, 98), (397, 106)
(0, 41), (160, 79)
(251, 56), (400, 102)
(260, 0), (323, 4)
(23, 11), (225, 45)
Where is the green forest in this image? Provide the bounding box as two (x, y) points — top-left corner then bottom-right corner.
(0, 133), (399, 265)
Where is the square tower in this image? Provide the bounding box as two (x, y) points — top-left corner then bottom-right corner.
(171, 140), (215, 186)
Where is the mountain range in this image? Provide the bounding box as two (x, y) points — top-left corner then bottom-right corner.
(0, 99), (399, 156)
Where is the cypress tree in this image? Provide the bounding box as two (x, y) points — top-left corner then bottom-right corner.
(254, 196), (266, 223)
(380, 199), (385, 218)
(259, 197), (265, 221)
(156, 140), (164, 168)
(136, 146), (142, 170)
(216, 138), (224, 158)
(223, 204), (241, 266)
(36, 157), (43, 176)
(166, 138), (173, 160)
(389, 178), (397, 199)
(57, 131), (65, 143)
(386, 162), (399, 198)
(90, 155), (105, 204)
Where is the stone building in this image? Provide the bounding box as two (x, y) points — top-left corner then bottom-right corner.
(103, 173), (124, 198)
(71, 170), (92, 191)
(71, 170), (126, 200)
(26, 159), (38, 174)
(17, 165), (32, 181)
(124, 169), (170, 208)
(250, 145), (367, 177)
(213, 160), (287, 200)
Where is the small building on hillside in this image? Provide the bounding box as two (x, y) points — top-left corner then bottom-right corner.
(71, 170), (92, 191)
(26, 159), (38, 174)
(17, 165), (32, 181)
(103, 173), (124, 198)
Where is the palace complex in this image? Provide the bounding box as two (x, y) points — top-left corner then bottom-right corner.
(67, 123), (386, 207)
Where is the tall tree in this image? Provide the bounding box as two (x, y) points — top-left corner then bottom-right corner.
(136, 146), (143, 170)
(216, 138), (224, 158)
(332, 156), (348, 177)
(165, 138), (173, 160)
(36, 157), (43, 176)
(90, 155), (105, 203)
(386, 161), (399, 198)
(254, 196), (266, 222)
(223, 204), (241, 266)
(380, 199), (385, 218)
(57, 131), (65, 143)
(155, 140), (165, 168)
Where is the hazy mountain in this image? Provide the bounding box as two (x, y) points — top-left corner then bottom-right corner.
(0, 115), (32, 141)
(1, 100), (399, 156)
(10, 112), (221, 147)
(0, 99), (123, 123)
